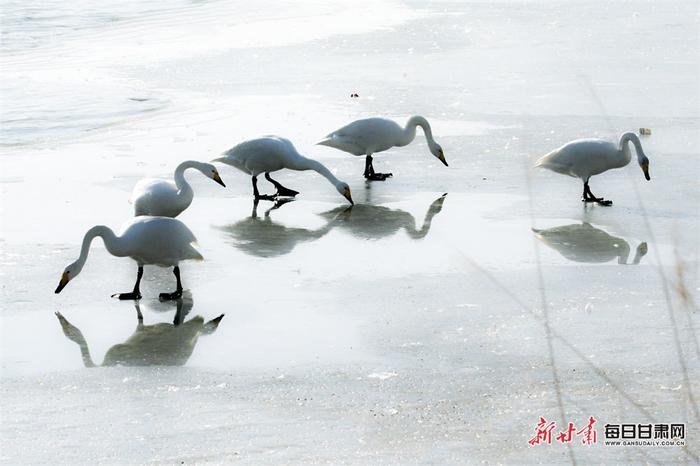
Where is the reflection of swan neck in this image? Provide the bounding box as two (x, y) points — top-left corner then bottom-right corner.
(628, 243), (647, 265)
(78, 341), (97, 368)
(69, 328), (97, 368)
(616, 241), (632, 264)
(406, 197), (443, 239)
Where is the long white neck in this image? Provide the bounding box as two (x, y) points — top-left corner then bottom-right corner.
(173, 161), (196, 199)
(618, 132), (645, 166)
(399, 116), (436, 147)
(74, 226), (124, 273)
(293, 156), (344, 190)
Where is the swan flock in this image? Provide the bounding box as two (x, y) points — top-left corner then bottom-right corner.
(54, 113), (653, 300)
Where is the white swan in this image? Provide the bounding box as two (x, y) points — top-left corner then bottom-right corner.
(131, 161), (225, 217)
(318, 116), (447, 181)
(535, 132), (651, 206)
(54, 216), (203, 300)
(213, 136), (353, 204)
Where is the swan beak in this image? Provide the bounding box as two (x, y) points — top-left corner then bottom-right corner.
(55, 272), (70, 294)
(344, 188), (354, 205)
(642, 162), (650, 181)
(438, 153), (448, 167)
(213, 172), (226, 187)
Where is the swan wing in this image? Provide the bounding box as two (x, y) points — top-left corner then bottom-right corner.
(219, 136), (293, 174)
(119, 217), (202, 265)
(320, 118), (402, 154)
(131, 179), (181, 216)
(535, 139), (619, 179)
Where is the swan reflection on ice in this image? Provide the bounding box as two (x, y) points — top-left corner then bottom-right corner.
(55, 299), (223, 367)
(317, 193), (446, 240)
(216, 199), (337, 258)
(217, 194), (447, 258)
(532, 222), (647, 265)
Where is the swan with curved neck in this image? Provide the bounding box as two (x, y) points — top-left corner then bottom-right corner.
(535, 131), (651, 206)
(54, 216), (203, 300)
(132, 160), (225, 217)
(213, 136), (353, 204)
(318, 115), (447, 181)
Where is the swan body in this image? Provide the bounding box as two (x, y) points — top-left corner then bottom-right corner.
(318, 116), (447, 180)
(131, 161), (225, 217)
(535, 132), (651, 205)
(214, 136), (353, 204)
(55, 216), (202, 299)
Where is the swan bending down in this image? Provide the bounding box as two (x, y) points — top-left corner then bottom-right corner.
(318, 116), (447, 181)
(214, 136), (353, 204)
(131, 161), (225, 217)
(534, 132), (651, 206)
(54, 216), (202, 300)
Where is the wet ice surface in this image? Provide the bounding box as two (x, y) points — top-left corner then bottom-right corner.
(1, 0), (699, 464)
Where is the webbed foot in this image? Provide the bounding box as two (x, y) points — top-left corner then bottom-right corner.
(111, 292), (142, 300)
(365, 172), (393, 181)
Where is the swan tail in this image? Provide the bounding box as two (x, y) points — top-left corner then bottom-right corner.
(189, 242), (204, 261)
(317, 135), (363, 154)
(533, 148), (560, 169)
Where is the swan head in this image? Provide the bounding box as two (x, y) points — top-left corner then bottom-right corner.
(336, 182), (354, 205)
(197, 162), (226, 187)
(639, 155), (650, 181)
(55, 261), (82, 294)
(429, 142), (448, 167)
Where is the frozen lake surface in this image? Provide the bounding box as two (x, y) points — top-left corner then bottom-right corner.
(1, 0), (698, 464)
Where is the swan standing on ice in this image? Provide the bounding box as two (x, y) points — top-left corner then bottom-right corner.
(54, 217), (203, 300)
(131, 161), (225, 217)
(535, 132), (651, 206)
(214, 136), (354, 204)
(318, 116), (447, 181)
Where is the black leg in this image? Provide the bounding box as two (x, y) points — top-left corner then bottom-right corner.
(583, 181), (612, 206)
(265, 172), (299, 197)
(364, 154), (392, 181)
(252, 176), (276, 201)
(111, 266), (143, 300)
(159, 266), (183, 301)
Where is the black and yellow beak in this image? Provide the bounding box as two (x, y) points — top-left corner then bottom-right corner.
(438, 153), (448, 167)
(55, 272), (69, 294)
(642, 163), (650, 181)
(213, 172), (226, 187)
(344, 188), (354, 205)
